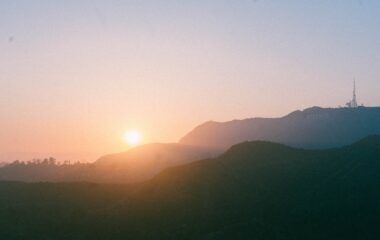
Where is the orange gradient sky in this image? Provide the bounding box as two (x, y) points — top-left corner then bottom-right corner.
(1, 1), (380, 161)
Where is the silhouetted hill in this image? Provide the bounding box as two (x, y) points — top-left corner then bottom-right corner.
(93, 143), (220, 182)
(0, 143), (219, 183)
(180, 107), (380, 150)
(0, 136), (379, 239)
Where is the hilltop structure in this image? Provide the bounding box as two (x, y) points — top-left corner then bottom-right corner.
(346, 80), (359, 108)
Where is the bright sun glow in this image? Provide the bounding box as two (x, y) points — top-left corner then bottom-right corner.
(123, 130), (143, 146)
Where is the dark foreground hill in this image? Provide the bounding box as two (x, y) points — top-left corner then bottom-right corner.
(0, 136), (380, 239)
(180, 107), (380, 150)
(0, 143), (219, 183)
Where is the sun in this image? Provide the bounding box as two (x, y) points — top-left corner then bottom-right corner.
(123, 130), (142, 146)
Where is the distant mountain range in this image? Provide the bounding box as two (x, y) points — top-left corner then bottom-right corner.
(180, 106), (380, 150)
(1, 106), (380, 183)
(1, 136), (379, 239)
(0, 143), (219, 183)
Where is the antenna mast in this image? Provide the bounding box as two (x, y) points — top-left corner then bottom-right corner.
(352, 79), (358, 108)
(345, 79), (359, 108)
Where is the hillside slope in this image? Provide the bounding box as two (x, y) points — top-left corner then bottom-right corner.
(93, 143), (220, 182)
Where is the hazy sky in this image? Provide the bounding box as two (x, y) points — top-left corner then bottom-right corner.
(1, 0), (380, 161)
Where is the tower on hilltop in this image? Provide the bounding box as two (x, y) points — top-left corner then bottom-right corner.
(346, 80), (358, 108)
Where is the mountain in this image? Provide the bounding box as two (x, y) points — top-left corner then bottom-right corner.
(3, 106), (379, 184)
(0, 143), (219, 183)
(180, 106), (380, 150)
(0, 136), (379, 239)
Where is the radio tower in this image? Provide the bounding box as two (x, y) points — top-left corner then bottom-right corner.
(352, 79), (358, 108)
(346, 79), (358, 108)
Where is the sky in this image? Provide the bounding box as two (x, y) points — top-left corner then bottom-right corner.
(1, 0), (380, 161)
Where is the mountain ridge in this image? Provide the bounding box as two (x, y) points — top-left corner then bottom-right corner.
(179, 106), (380, 150)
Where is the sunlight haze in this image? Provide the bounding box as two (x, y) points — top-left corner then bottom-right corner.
(1, 0), (380, 161)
